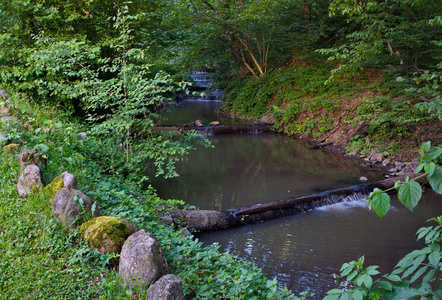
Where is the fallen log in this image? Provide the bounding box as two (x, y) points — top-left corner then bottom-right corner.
(172, 174), (427, 232)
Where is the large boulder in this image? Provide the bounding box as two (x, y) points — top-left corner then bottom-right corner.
(52, 187), (100, 228)
(119, 230), (169, 291)
(16, 164), (44, 196)
(172, 210), (237, 231)
(146, 274), (185, 300)
(80, 216), (138, 255)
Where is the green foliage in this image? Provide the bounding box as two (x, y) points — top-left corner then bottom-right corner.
(317, 0), (442, 119)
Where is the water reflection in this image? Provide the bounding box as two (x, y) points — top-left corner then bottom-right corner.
(198, 192), (442, 298)
(150, 133), (382, 210)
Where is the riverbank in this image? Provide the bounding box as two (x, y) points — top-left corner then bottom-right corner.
(221, 59), (442, 173)
(0, 91), (305, 299)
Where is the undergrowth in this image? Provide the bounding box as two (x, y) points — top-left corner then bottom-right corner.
(0, 93), (308, 299)
(222, 59), (439, 157)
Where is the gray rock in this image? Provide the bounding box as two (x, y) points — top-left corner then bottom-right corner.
(0, 116), (18, 124)
(1, 106), (10, 117)
(382, 158), (391, 166)
(52, 187), (100, 229)
(195, 120), (203, 127)
(16, 164), (43, 196)
(146, 274), (185, 300)
(395, 162), (405, 170)
(180, 227), (192, 238)
(119, 230), (169, 291)
(359, 176), (368, 182)
(160, 215), (174, 226)
(59, 171), (77, 190)
(0, 88), (8, 100)
(18, 149), (46, 173)
(369, 150), (384, 162)
(260, 114), (275, 124)
(77, 132), (88, 140)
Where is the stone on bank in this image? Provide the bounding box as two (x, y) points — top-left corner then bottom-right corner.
(80, 216), (138, 255)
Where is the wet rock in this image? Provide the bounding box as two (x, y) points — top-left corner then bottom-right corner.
(17, 164), (44, 196)
(209, 121), (220, 126)
(359, 176), (368, 182)
(52, 187), (100, 229)
(77, 132), (88, 140)
(173, 210), (238, 231)
(80, 216), (138, 255)
(119, 230), (169, 290)
(195, 120), (203, 127)
(180, 227), (192, 238)
(146, 274), (185, 300)
(369, 150), (384, 162)
(382, 158), (391, 166)
(260, 113), (275, 124)
(4, 143), (18, 154)
(348, 150), (358, 156)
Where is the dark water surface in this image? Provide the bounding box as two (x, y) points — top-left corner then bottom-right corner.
(159, 100), (249, 126)
(197, 192), (442, 298)
(151, 133), (381, 211)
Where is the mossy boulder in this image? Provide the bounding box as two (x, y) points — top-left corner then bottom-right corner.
(80, 216), (139, 255)
(43, 172), (77, 203)
(4, 143), (19, 154)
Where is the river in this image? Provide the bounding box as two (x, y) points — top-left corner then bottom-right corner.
(154, 99), (442, 298)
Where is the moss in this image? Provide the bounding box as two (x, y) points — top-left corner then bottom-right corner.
(42, 176), (64, 203)
(80, 216), (136, 254)
(4, 143), (18, 154)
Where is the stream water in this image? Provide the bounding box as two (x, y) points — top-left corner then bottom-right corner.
(156, 99), (442, 298)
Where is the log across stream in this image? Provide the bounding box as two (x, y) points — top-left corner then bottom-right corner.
(171, 175), (422, 232)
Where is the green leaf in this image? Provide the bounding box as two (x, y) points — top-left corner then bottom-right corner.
(428, 169), (442, 194)
(379, 281), (392, 291)
(424, 162), (436, 176)
(386, 274), (401, 282)
(362, 274), (373, 289)
(410, 266), (428, 283)
(398, 181), (422, 212)
(352, 290), (363, 300)
(372, 192), (390, 219)
(429, 251), (441, 267)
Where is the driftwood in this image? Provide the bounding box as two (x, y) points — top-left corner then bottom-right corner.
(173, 174), (427, 232)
